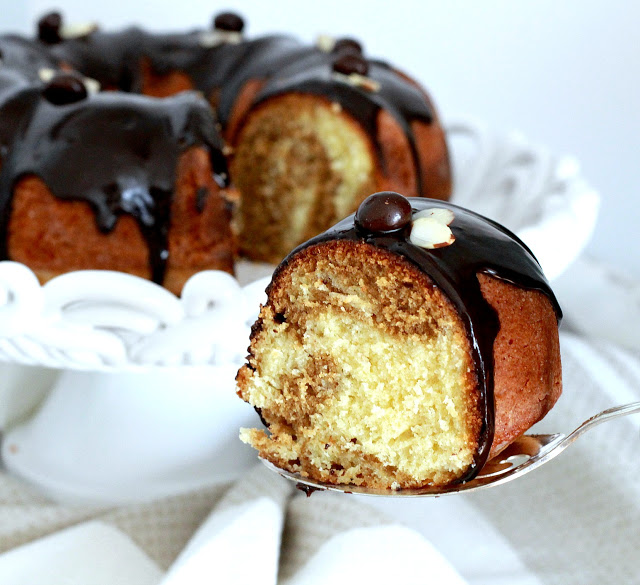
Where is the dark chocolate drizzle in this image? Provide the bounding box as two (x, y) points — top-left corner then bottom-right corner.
(0, 87), (227, 283)
(0, 20), (441, 283)
(0, 35), (60, 80)
(50, 28), (146, 91)
(296, 483), (323, 497)
(63, 28), (435, 186)
(275, 197), (562, 482)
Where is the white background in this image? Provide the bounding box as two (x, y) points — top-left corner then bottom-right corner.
(4, 0), (639, 278)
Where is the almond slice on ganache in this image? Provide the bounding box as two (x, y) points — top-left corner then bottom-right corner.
(410, 209), (456, 249)
(60, 22), (98, 40)
(413, 207), (455, 225)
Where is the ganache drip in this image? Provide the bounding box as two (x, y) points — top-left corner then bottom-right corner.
(0, 82), (227, 283)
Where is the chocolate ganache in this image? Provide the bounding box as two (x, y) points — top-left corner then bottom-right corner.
(0, 77), (228, 284)
(43, 14), (437, 189)
(275, 193), (562, 480)
(0, 35), (59, 80)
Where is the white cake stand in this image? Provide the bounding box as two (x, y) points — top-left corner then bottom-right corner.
(0, 120), (600, 506)
(0, 263), (275, 505)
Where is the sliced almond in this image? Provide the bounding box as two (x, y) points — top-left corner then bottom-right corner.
(349, 73), (380, 92)
(410, 217), (455, 249)
(84, 76), (101, 94)
(60, 22), (98, 40)
(316, 34), (335, 52)
(38, 68), (56, 82)
(198, 30), (242, 48)
(332, 71), (380, 92)
(413, 207), (455, 226)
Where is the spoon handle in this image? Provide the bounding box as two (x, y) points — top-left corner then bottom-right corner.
(564, 401), (640, 445)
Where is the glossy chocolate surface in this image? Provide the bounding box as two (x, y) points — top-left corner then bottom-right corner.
(49, 26), (436, 187)
(355, 191), (413, 233)
(51, 28), (147, 91)
(0, 35), (60, 80)
(278, 195), (562, 482)
(0, 85), (227, 283)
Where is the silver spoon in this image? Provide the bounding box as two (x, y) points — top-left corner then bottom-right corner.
(262, 401), (640, 497)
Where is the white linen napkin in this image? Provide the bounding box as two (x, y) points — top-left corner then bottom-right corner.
(0, 465), (468, 584)
(160, 464), (291, 585)
(553, 254), (640, 351)
(281, 524), (467, 585)
(0, 521), (162, 585)
(160, 464), (467, 585)
(278, 490), (467, 585)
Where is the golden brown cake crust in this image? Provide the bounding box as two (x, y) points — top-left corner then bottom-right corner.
(478, 273), (562, 456)
(374, 108), (419, 196)
(411, 119), (452, 201)
(8, 146), (236, 296)
(390, 67), (451, 200)
(140, 57), (194, 97)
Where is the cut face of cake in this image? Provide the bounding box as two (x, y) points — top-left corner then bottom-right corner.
(237, 192), (562, 489)
(226, 47), (452, 264)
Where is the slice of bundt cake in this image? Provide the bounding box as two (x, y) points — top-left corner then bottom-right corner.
(131, 22), (452, 263)
(237, 192), (562, 489)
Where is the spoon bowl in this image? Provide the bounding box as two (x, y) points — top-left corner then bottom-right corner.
(262, 401), (640, 497)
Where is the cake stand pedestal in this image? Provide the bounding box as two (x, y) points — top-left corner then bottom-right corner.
(2, 365), (258, 505)
(0, 264), (273, 505)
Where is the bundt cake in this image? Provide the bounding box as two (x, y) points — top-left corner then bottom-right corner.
(0, 11), (452, 289)
(236, 192), (562, 489)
